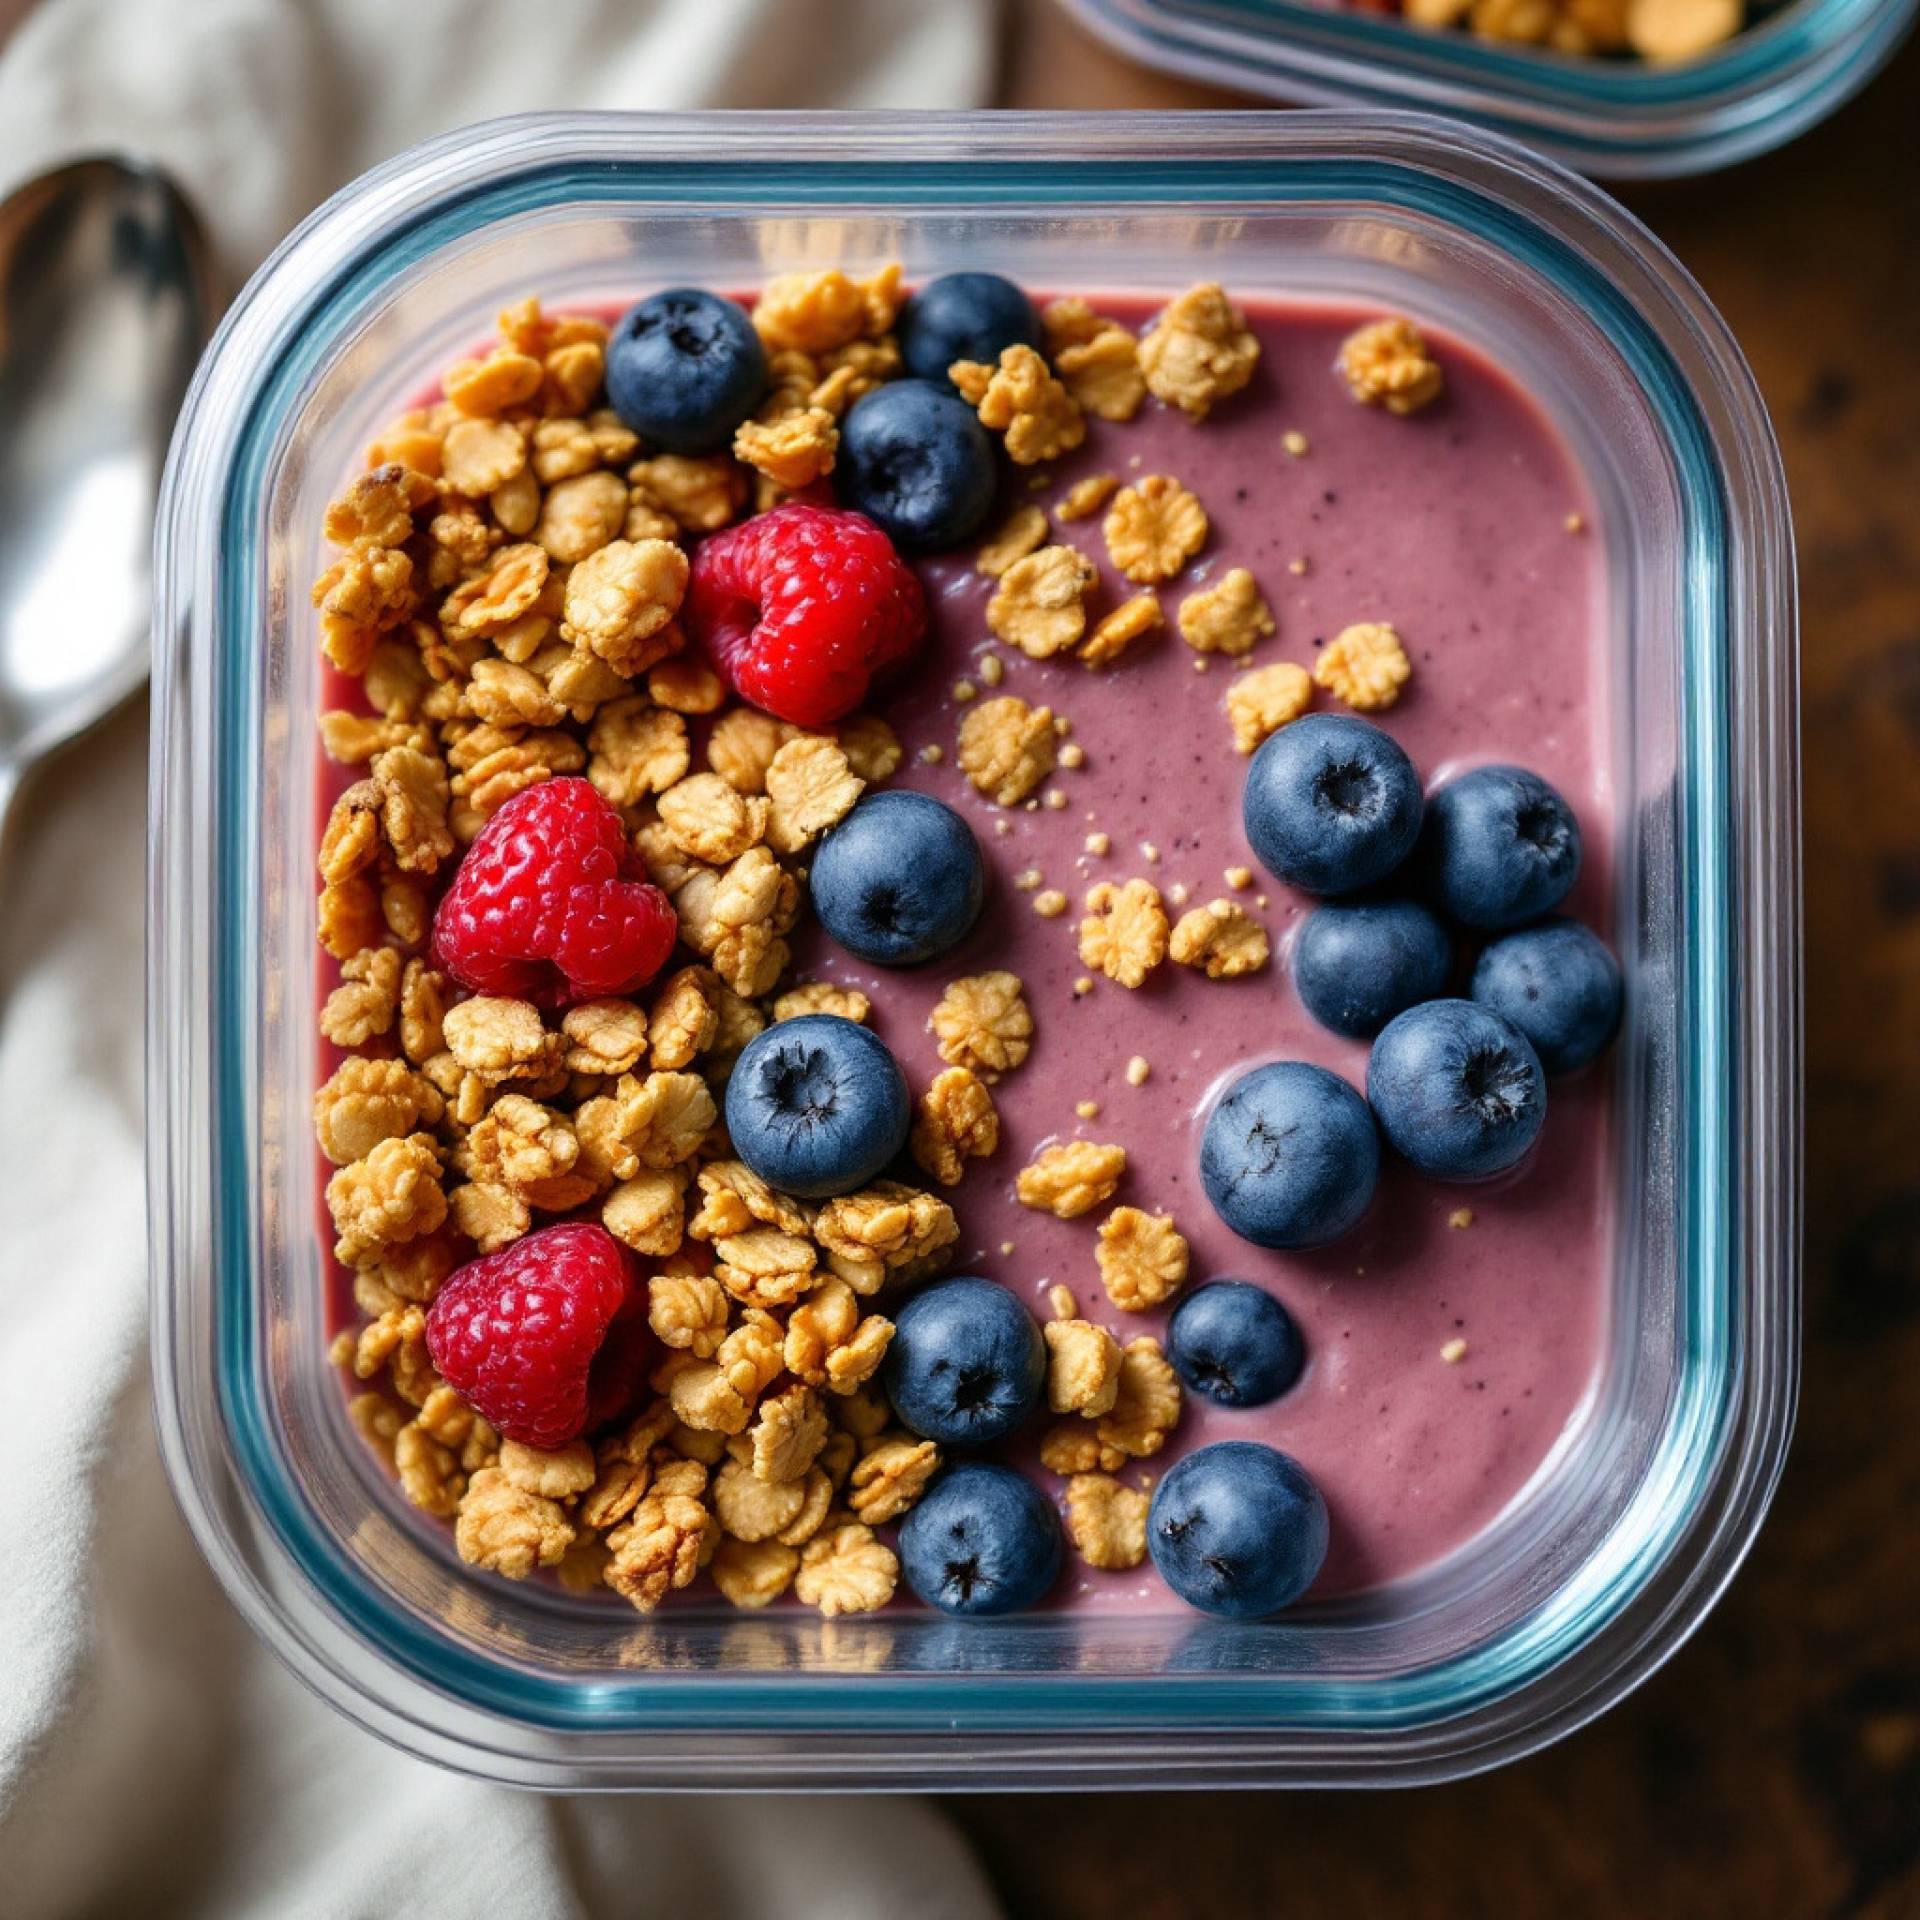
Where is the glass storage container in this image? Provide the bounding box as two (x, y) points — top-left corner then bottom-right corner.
(148, 111), (1799, 1789)
(1062, 0), (1915, 177)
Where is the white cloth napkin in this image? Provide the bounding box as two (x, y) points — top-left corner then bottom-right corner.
(0, 4), (1005, 1916)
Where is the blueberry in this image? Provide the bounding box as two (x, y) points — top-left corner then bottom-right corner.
(1148, 1442), (1329, 1618)
(1423, 765), (1581, 931)
(837, 380), (999, 551)
(1367, 999), (1547, 1181)
(1167, 1281), (1305, 1408)
(882, 1276), (1045, 1447)
(605, 289), (767, 455)
(1471, 918), (1622, 1074)
(898, 1462), (1062, 1616)
(1200, 1061), (1379, 1250)
(1292, 898), (1453, 1038)
(898, 271), (1042, 385)
(1243, 713), (1423, 897)
(810, 790), (985, 966)
(724, 1014), (909, 1199)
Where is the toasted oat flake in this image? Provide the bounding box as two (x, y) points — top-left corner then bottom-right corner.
(1170, 898), (1271, 978)
(850, 1434), (941, 1525)
(1337, 317), (1444, 415)
(560, 537), (688, 676)
(1054, 327), (1147, 423)
(975, 503), (1050, 578)
(1017, 1140), (1127, 1220)
(1096, 1337), (1182, 1458)
(1065, 1473), (1150, 1570)
(443, 996), (563, 1084)
(794, 1521), (898, 1616)
(773, 981), (871, 1025)
(658, 771), (769, 864)
(320, 946), (403, 1048)
(814, 1181), (959, 1295)
(313, 1056), (444, 1168)
(1314, 621), (1412, 712)
(1078, 879), (1169, 989)
(733, 406), (838, 489)
(957, 695), (1057, 806)
(1081, 593), (1163, 670)
(1226, 660), (1314, 753)
(753, 265), (901, 355)
(764, 735), (864, 853)
(1045, 1318), (1123, 1417)
(1104, 475), (1207, 585)
(929, 971), (1034, 1079)
(712, 1536), (800, 1609)
(987, 544), (1098, 660)
(1138, 283), (1260, 420)
(951, 343), (1085, 465)
(910, 1067), (1000, 1186)
(455, 1467), (573, 1577)
(1179, 568), (1275, 657)
(1096, 1208), (1190, 1312)
(587, 698), (690, 806)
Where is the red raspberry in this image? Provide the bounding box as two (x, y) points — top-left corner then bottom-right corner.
(683, 503), (926, 728)
(432, 778), (676, 1008)
(424, 1223), (647, 1449)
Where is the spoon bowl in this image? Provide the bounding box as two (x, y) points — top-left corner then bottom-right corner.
(0, 157), (214, 826)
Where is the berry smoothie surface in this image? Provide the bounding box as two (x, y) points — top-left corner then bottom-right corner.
(801, 295), (1614, 1601)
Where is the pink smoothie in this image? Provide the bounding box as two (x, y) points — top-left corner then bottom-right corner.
(320, 291), (1613, 1611)
(795, 296), (1615, 1601)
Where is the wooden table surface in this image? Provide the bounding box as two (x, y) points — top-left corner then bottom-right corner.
(965, 7), (1920, 1914)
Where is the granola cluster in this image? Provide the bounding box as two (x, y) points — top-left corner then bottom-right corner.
(314, 286), (994, 1617)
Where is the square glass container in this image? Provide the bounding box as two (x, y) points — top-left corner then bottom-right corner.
(148, 111), (1799, 1790)
(1062, 0), (1915, 177)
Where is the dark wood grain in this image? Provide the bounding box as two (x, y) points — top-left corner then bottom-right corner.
(970, 9), (1920, 1914)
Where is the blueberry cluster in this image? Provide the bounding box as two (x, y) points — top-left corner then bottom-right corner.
(1203, 716), (1622, 1244)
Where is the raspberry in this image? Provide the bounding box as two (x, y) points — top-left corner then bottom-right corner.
(683, 503), (926, 728)
(425, 1223), (647, 1449)
(432, 778), (676, 1007)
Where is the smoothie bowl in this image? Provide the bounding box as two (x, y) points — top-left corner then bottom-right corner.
(148, 112), (1799, 1789)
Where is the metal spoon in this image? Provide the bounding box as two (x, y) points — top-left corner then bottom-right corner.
(0, 156), (215, 840)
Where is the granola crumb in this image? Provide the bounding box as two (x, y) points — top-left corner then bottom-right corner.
(1282, 429), (1310, 457)
(957, 695), (1057, 806)
(1065, 1472), (1150, 1570)
(930, 971), (1033, 1079)
(974, 503), (1051, 578)
(1169, 898), (1271, 978)
(1125, 1055), (1151, 1087)
(1178, 568), (1275, 657)
(1075, 1099), (1101, 1119)
(1081, 593), (1164, 670)
(1033, 889), (1069, 918)
(1564, 512), (1586, 534)
(1449, 1208), (1476, 1230)
(1226, 661), (1314, 753)
(1096, 1207), (1189, 1312)
(1225, 865), (1252, 890)
(1078, 879), (1169, 989)
(978, 651), (1005, 687)
(1084, 832), (1110, 857)
(1056, 472), (1121, 522)
(1313, 621), (1412, 712)
(988, 544), (1098, 659)
(1058, 742), (1087, 770)
(1441, 1337), (1469, 1364)
(1289, 557), (1309, 577)
(910, 1066), (1000, 1186)
(1073, 976), (1095, 997)
(951, 343), (1085, 465)
(953, 678), (978, 703)
(919, 743), (945, 765)
(1103, 475), (1207, 585)
(1337, 316), (1444, 416)
(1138, 283), (1260, 420)
(1016, 1140), (1127, 1219)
